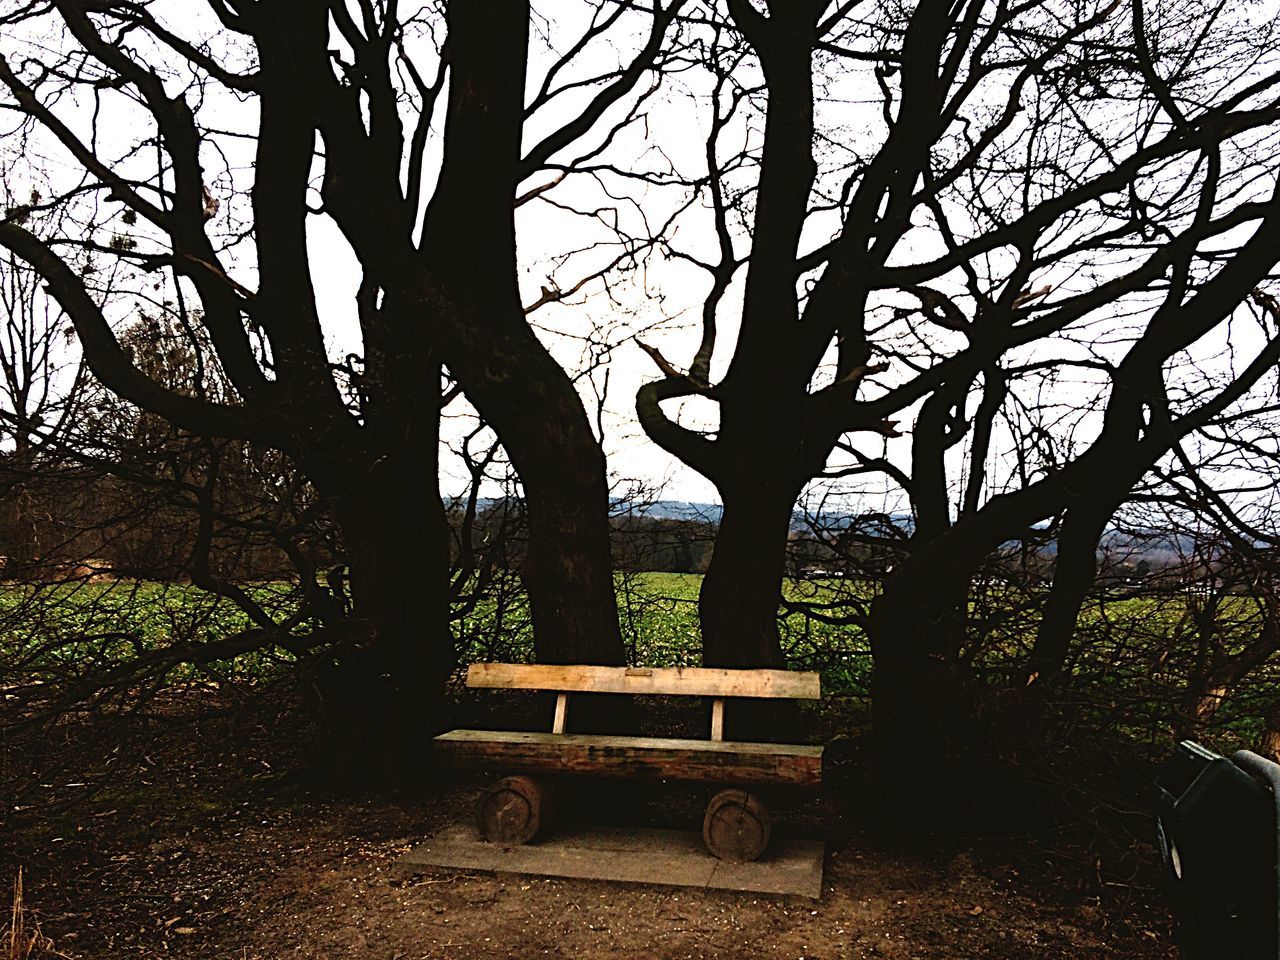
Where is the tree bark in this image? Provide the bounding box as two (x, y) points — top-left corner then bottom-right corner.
(698, 473), (803, 740)
(1179, 686), (1229, 739)
(318, 444), (455, 787)
(699, 488), (792, 671)
(1023, 497), (1119, 688)
(868, 549), (977, 804)
(522, 451), (625, 667)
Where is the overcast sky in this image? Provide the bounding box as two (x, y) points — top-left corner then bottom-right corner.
(3, 0), (1280, 523)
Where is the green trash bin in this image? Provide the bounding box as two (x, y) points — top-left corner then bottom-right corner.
(1155, 740), (1280, 959)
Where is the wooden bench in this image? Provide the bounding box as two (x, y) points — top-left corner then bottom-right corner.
(434, 662), (823, 861)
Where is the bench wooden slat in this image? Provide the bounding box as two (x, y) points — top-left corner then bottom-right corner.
(433, 729), (823, 788)
(465, 663), (820, 700)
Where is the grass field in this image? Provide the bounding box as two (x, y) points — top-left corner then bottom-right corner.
(3, 571), (1277, 745)
(0, 578), (300, 682)
(0, 572), (875, 692)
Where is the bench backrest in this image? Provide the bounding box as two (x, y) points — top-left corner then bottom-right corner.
(466, 663), (820, 699)
(467, 663), (820, 740)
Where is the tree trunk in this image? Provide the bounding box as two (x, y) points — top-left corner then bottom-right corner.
(518, 440), (634, 734)
(318, 450), (455, 788)
(413, 0), (627, 676)
(699, 490), (792, 671)
(699, 479), (799, 740)
(868, 554), (977, 805)
(1175, 614), (1279, 742)
(1027, 498), (1117, 681)
(519, 442), (624, 667)
(1177, 686), (1229, 740)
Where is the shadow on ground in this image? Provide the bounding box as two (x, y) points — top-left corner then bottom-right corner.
(1, 689), (1177, 959)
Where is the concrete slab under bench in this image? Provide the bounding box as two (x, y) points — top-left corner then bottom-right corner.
(396, 822), (825, 899)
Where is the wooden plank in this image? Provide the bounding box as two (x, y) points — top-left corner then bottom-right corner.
(433, 729), (823, 788)
(465, 663), (821, 700)
(710, 698), (724, 742)
(551, 692), (568, 734)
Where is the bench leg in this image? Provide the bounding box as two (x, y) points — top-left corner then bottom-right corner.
(477, 775), (548, 844)
(702, 788), (771, 862)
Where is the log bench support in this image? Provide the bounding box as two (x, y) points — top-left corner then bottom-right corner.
(704, 788), (771, 862)
(477, 775), (548, 844)
(435, 663), (823, 861)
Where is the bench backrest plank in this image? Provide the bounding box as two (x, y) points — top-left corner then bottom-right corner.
(466, 663), (820, 700)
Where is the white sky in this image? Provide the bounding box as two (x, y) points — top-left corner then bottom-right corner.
(3, 0), (1280, 525)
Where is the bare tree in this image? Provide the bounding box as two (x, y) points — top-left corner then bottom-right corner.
(0, 0), (686, 775)
(0, 183), (87, 569)
(635, 0), (1280, 776)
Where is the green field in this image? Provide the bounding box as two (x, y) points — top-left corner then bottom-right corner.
(0, 579), (301, 683)
(3, 572), (1277, 746)
(0, 573), (875, 692)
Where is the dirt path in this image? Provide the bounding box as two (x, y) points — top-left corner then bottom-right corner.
(231, 795), (1172, 960)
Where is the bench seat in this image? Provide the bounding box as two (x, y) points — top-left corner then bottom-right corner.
(434, 728), (823, 788)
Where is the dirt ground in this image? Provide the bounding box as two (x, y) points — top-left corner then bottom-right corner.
(2, 692), (1178, 959)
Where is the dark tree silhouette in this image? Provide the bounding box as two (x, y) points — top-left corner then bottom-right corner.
(0, 0), (686, 777)
(635, 0), (1280, 779)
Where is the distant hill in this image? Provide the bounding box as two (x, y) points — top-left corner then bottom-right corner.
(456, 495), (1204, 569)
(614, 500), (723, 523)
(615, 499), (908, 531)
